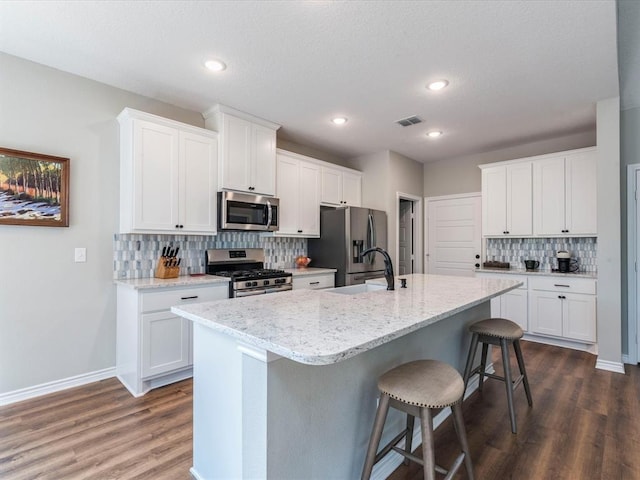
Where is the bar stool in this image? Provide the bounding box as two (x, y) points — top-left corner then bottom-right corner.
(361, 359), (474, 480)
(462, 318), (532, 434)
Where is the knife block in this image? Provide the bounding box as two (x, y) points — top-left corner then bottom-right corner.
(154, 258), (180, 279)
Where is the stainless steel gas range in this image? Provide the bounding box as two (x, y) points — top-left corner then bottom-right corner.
(205, 248), (293, 298)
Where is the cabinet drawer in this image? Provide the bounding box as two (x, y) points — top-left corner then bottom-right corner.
(475, 272), (528, 289)
(292, 274), (335, 290)
(141, 284), (228, 312)
(528, 276), (596, 295)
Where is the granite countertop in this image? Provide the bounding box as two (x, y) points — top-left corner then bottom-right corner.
(171, 273), (521, 366)
(114, 275), (230, 290)
(284, 267), (337, 276)
(476, 267), (597, 279)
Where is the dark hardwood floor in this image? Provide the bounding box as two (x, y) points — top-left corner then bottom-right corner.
(0, 341), (638, 479)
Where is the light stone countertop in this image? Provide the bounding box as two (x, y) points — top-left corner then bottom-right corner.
(476, 267), (597, 279)
(284, 267), (337, 276)
(114, 275), (230, 290)
(171, 273), (521, 365)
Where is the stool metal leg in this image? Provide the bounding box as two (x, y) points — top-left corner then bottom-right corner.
(404, 414), (415, 465)
(478, 343), (489, 392)
(462, 332), (479, 392)
(361, 393), (390, 480)
(513, 339), (533, 406)
(419, 407), (436, 480)
(451, 402), (475, 480)
(500, 338), (517, 434)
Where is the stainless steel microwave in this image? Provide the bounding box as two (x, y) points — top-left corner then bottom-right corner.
(218, 191), (279, 231)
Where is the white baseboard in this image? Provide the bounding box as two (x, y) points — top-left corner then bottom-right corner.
(523, 333), (598, 354)
(0, 367), (116, 406)
(595, 358), (626, 374)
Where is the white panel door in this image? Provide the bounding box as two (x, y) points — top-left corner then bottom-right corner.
(142, 311), (190, 378)
(220, 114), (251, 191)
(276, 155), (300, 235)
(563, 293), (596, 342)
(298, 161), (320, 235)
(251, 124), (276, 195)
(501, 289), (528, 332)
(342, 171), (362, 207)
(481, 166), (507, 235)
(427, 194), (481, 276)
(529, 291), (563, 337)
(321, 166), (343, 205)
(533, 156), (566, 235)
(506, 162), (533, 235)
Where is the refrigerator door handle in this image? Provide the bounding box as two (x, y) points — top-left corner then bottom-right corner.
(367, 212), (375, 264)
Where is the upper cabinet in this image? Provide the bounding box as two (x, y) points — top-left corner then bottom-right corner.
(481, 162), (533, 236)
(118, 108), (218, 235)
(480, 147), (597, 238)
(276, 150), (321, 237)
(203, 105), (280, 196)
(533, 149), (597, 236)
(321, 165), (362, 207)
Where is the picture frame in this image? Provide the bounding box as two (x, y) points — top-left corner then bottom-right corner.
(0, 147), (69, 227)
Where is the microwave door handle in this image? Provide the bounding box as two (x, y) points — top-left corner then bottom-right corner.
(266, 200), (272, 230)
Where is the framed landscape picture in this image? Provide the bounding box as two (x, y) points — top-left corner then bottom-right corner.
(0, 147), (69, 227)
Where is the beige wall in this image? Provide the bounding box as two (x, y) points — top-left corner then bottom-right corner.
(276, 138), (349, 167)
(0, 52), (205, 395)
(423, 130), (596, 197)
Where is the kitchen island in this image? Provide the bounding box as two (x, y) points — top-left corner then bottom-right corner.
(172, 273), (521, 480)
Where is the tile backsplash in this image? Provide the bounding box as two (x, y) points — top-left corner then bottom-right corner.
(114, 232), (307, 279)
(486, 237), (597, 272)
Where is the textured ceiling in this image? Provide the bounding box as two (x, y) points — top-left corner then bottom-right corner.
(0, 0), (620, 163)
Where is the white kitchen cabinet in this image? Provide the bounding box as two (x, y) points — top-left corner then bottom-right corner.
(292, 272), (335, 290)
(116, 282), (229, 397)
(118, 108), (218, 235)
(276, 151), (321, 237)
(481, 162), (532, 236)
(528, 276), (596, 342)
(321, 165), (362, 207)
(203, 105), (280, 196)
(533, 149), (597, 236)
(475, 272), (528, 331)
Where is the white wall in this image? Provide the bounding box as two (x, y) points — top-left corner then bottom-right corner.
(596, 97), (622, 369)
(0, 52), (205, 395)
(423, 131), (596, 197)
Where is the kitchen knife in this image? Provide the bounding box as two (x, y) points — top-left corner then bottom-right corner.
(174, 246), (179, 257)
(162, 246), (167, 257)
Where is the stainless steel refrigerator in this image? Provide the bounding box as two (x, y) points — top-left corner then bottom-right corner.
(307, 206), (388, 287)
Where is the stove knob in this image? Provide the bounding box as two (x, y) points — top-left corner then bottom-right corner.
(245, 282), (252, 288)
(252, 281), (258, 287)
(263, 280), (269, 286)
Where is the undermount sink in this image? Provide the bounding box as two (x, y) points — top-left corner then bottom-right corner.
(326, 283), (387, 295)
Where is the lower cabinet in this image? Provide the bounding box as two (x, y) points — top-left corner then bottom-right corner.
(528, 277), (596, 342)
(475, 272), (596, 345)
(117, 282), (229, 396)
(292, 272), (335, 290)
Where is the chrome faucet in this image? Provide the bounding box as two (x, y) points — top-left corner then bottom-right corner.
(361, 247), (395, 291)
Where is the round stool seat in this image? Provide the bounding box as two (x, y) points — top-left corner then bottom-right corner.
(469, 318), (523, 340)
(378, 359), (464, 408)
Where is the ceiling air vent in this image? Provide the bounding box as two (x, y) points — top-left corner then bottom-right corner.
(396, 115), (423, 127)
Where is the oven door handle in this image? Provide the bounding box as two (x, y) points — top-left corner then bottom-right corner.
(235, 289), (268, 298)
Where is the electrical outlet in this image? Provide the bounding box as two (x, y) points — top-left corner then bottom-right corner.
(74, 247), (87, 263)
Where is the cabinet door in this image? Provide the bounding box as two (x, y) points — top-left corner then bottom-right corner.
(141, 311), (190, 378)
(133, 120), (180, 231)
(276, 155), (300, 235)
(342, 171), (362, 207)
(501, 289), (528, 332)
(565, 151), (597, 235)
(251, 124), (277, 195)
(529, 290), (563, 337)
(321, 166), (343, 205)
(506, 163), (532, 235)
(563, 293), (596, 342)
(298, 161), (321, 235)
(533, 156), (565, 235)
(180, 132), (218, 233)
(292, 273), (335, 290)
(220, 114), (252, 192)
(481, 166), (507, 235)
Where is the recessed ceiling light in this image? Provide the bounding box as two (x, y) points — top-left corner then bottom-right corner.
(427, 130), (443, 138)
(332, 117), (348, 125)
(204, 59), (227, 72)
(427, 80), (449, 91)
